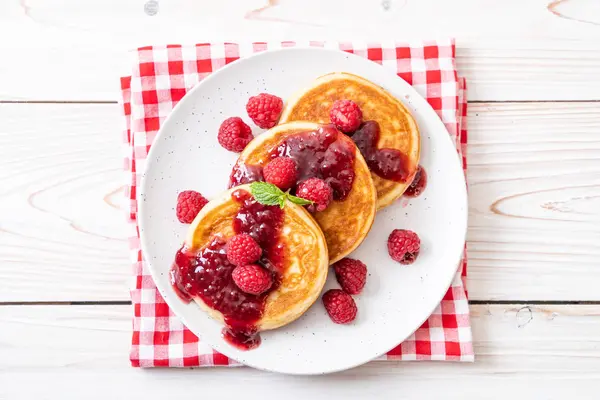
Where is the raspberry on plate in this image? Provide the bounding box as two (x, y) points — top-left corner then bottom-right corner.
(329, 99), (363, 133)
(387, 229), (421, 264)
(333, 258), (367, 295)
(231, 264), (273, 295)
(226, 233), (262, 266)
(296, 178), (333, 212)
(218, 117), (253, 153)
(176, 190), (208, 223)
(263, 157), (298, 191)
(246, 93), (283, 129)
(322, 289), (357, 324)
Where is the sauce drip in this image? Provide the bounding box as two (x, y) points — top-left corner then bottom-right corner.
(404, 165), (427, 197)
(351, 121), (411, 182)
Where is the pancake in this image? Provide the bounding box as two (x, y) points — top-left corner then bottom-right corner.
(171, 184), (328, 347)
(280, 72), (421, 209)
(229, 121), (377, 264)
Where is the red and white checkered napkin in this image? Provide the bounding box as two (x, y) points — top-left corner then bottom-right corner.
(120, 40), (473, 368)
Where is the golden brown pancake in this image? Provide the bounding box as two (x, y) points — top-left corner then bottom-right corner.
(280, 72), (420, 209)
(230, 121), (377, 264)
(174, 185), (328, 336)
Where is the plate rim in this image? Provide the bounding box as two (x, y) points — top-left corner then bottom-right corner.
(138, 46), (468, 375)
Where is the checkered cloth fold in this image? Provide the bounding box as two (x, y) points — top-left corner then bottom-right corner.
(121, 40), (473, 367)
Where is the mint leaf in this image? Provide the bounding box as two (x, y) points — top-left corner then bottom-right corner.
(250, 181), (285, 206)
(287, 194), (314, 206)
(250, 181), (314, 209)
(278, 196), (286, 209)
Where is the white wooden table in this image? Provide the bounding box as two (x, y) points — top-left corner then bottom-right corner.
(1, 1), (600, 398)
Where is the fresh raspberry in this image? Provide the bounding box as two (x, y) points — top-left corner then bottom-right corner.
(176, 190), (208, 223)
(226, 234), (262, 266)
(296, 178), (333, 212)
(322, 289), (357, 324)
(329, 100), (363, 133)
(333, 258), (367, 295)
(263, 157), (298, 190)
(246, 93), (283, 129)
(218, 117), (253, 152)
(387, 229), (421, 264)
(231, 264), (272, 295)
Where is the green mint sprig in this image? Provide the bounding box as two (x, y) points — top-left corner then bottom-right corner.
(250, 181), (313, 209)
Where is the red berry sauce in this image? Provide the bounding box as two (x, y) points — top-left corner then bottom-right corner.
(170, 189), (284, 350)
(229, 125), (356, 201)
(351, 121), (411, 182)
(229, 163), (264, 186)
(404, 164), (427, 197)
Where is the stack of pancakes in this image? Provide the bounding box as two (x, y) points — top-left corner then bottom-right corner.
(281, 72), (420, 209)
(183, 72), (420, 337)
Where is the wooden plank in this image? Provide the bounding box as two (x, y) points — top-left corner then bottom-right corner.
(467, 102), (600, 300)
(1, 0), (600, 101)
(0, 102), (598, 301)
(0, 104), (130, 301)
(1, 304), (600, 399)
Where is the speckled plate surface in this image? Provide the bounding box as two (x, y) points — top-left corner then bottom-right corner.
(138, 47), (468, 375)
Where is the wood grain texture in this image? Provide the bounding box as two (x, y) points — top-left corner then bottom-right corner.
(467, 102), (600, 300)
(548, 0), (600, 26)
(2, 304), (600, 399)
(1, 0), (600, 101)
(2, 0), (599, 394)
(0, 102), (598, 302)
(0, 104), (130, 301)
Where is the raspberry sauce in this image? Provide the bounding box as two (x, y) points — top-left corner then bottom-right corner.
(403, 165), (427, 197)
(170, 189), (284, 350)
(229, 125), (356, 201)
(351, 121), (411, 182)
(229, 163), (263, 186)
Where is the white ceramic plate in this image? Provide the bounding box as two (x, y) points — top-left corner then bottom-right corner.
(138, 47), (467, 375)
